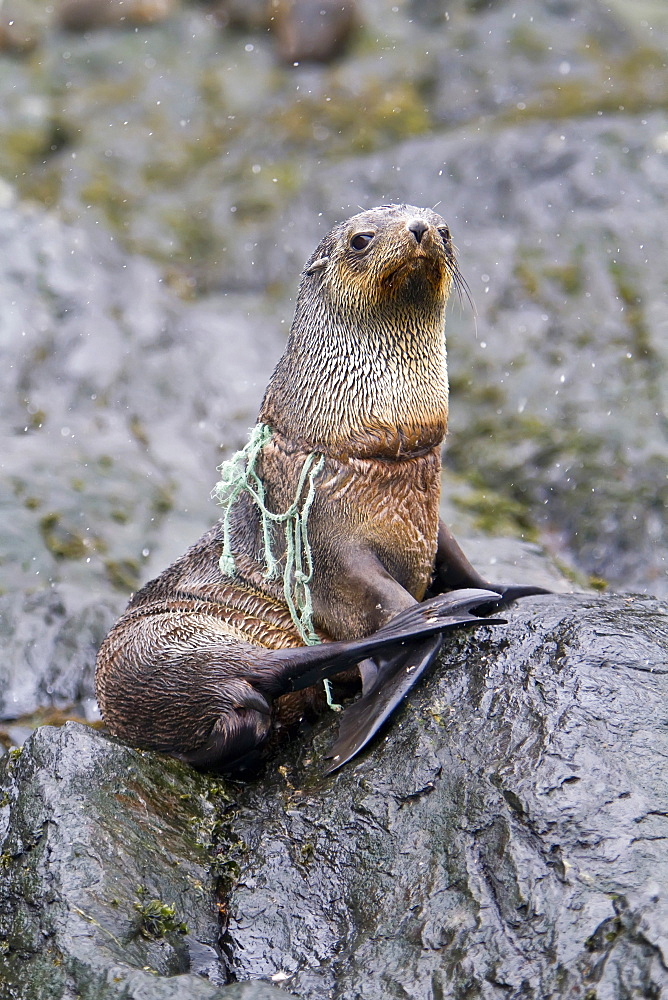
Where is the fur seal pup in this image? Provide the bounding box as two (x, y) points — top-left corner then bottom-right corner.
(96, 204), (544, 773)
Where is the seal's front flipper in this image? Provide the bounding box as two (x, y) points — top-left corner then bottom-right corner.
(472, 582), (551, 617)
(490, 583), (551, 603)
(324, 635), (443, 774)
(432, 521), (491, 592)
(431, 520), (552, 607)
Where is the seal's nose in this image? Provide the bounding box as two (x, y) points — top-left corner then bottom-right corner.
(407, 219), (429, 244)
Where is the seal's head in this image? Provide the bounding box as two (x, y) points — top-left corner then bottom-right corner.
(262, 204), (465, 456)
(302, 203), (462, 314)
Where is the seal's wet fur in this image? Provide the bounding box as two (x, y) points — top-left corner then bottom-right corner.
(96, 205), (544, 772)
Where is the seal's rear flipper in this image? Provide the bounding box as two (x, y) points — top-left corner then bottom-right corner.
(322, 589), (518, 773)
(269, 589), (504, 695)
(324, 634), (444, 773)
(251, 589), (504, 773)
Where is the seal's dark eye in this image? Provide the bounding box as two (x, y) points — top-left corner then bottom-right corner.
(438, 226), (451, 246)
(350, 233), (374, 251)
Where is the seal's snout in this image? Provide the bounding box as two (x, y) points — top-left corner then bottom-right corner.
(407, 219), (429, 244)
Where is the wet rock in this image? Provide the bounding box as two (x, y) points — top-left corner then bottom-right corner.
(273, 0), (357, 64)
(0, 721), (307, 998)
(0, 723), (235, 997)
(0, 587), (113, 729)
(3, 592), (668, 998)
(0, 197), (281, 607)
(224, 591), (668, 998)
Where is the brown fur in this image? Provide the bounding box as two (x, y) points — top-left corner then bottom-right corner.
(96, 205), (490, 767)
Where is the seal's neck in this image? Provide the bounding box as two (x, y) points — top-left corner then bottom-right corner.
(259, 298), (449, 460)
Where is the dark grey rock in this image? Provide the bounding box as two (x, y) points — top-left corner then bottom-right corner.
(0, 722), (244, 998)
(2, 592), (668, 998)
(224, 592), (668, 998)
(0, 588), (114, 724)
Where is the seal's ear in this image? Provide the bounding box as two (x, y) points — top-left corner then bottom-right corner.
(305, 255), (329, 274)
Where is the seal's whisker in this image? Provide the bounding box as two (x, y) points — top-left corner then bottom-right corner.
(444, 248), (476, 316)
(452, 267), (476, 315)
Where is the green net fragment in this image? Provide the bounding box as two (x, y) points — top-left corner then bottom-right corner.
(212, 423), (325, 648)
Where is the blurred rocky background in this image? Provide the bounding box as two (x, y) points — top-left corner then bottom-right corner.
(1, 0), (668, 996)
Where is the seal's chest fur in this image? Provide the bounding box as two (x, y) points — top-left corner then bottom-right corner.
(259, 434), (441, 614)
(317, 450), (441, 596)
